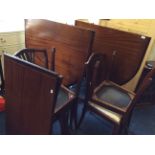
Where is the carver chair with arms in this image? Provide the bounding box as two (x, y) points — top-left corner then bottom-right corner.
(78, 52), (153, 134)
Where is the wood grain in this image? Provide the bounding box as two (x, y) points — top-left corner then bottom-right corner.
(4, 54), (62, 134)
(25, 19), (94, 85)
(75, 20), (151, 85)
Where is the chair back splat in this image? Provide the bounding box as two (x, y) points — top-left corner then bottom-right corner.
(85, 53), (106, 101)
(128, 67), (155, 113)
(15, 48), (56, 71)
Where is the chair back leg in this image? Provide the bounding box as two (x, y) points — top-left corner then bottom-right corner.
(70, 99), (78, 129)
(59, 112), (70, 135)
(112, 123), (123, 135)
(76, 103), (88, 129)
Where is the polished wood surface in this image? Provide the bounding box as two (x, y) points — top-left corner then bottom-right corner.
(75, 20), (151, 85)
(4, 54), (62, 134)
(25, 19), (94, 85)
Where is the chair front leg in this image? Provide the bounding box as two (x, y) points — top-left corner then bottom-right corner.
(70, 98), (78, 130)
(76, 102), (88, 129)
(112, 123), (123, 135)
(59, 112), (70, 135)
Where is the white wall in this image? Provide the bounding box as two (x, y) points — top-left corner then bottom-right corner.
(0, 19), (24, 32)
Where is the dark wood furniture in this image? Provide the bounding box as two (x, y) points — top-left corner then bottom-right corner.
(25, 19), (95, 86)
(15, 48), (56, 71)
(135, 60), (155, 104)
(78, 53), (154, 134)
(4, 53), (76, 135)
(136, 61), (155, 91)
(75, 20), (151, 85)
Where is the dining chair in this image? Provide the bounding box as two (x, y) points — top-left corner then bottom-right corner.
(15, 48), (78, 133)
(69, 50), (117, 128)
(77, 52), (153, 134)
(4, 53), (76, 134)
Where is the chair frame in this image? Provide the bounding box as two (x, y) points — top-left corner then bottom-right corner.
(4, 53), (76, 135)
(77, 52), (154, 134)
(15, 48), (56, 71)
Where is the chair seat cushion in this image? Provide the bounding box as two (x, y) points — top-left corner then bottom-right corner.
(89, 101), (122, 124)
(95, 85), (132, 109)
(54, 87), (75, 113)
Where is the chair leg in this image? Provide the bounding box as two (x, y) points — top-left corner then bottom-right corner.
(59, 112), (70, 135)
(76, 104), (87, 129)
(123, 112), (133, 135)
(123, 125), (129, 135)
(50, 123), (55, 135)
(112, 124), (122, 135)
(70, 99), (78, 130)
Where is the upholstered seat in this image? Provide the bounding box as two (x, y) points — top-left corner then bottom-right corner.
(55, 86), (75, 114)
(94, 85), (132, 109)
(15, 48), (56, 71)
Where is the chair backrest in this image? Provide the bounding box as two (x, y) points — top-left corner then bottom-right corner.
(15, 48), (56, 71)
(4, 53), (62, 134)
(128, 66), (155, 114)
(85, 52), (106, 101)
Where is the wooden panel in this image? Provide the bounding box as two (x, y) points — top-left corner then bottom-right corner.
(75, 20), (151, 85)
(25, 19), (94, 85)
(4, 54), (62, 134)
